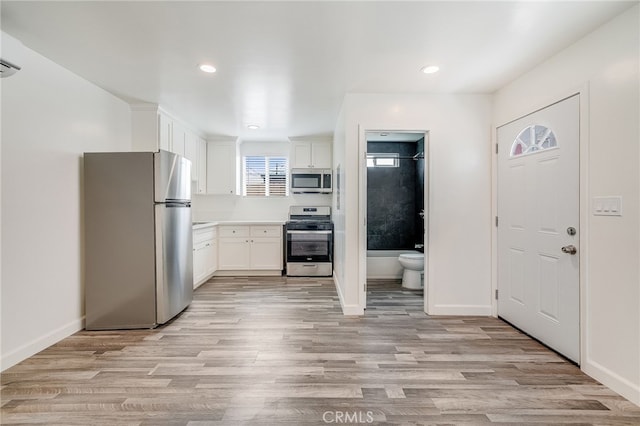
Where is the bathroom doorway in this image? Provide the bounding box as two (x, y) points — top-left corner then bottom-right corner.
(359, 130), (429, 311)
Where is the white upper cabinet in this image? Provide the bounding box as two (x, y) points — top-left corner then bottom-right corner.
(131, 104), (206, 194)
(171, 121), (186, 157)
(132, 105), (167, 152)
(132, 105), (181, 154)
(206, 140), (239, 195)
(183, 131), (207, 193)
(184, 131), (198, 181)
(158, 112), (172, 152)
(196, 137), (207, 194)
(291, 140), (332, 169)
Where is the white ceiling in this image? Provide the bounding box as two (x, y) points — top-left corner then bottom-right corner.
(1, 1), (635, 141)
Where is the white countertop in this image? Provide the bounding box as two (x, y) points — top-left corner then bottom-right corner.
(193, 221), (285, 230)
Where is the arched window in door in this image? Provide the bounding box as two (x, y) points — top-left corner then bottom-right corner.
(510, 124), (558, 157)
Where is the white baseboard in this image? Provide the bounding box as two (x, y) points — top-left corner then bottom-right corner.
(341, 304), (365, 316)
(333, 274), (365, 316)
(213, 270), (283, 277)
(333, 273), (346, 308)
(1, 317), (84, 372)
(583, 359), (640, 407)
(427, 304), (492, 316)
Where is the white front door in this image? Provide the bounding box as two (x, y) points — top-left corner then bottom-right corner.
(497, 95), (580, 363)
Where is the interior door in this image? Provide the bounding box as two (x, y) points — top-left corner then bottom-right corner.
(497, 95), (580, 363)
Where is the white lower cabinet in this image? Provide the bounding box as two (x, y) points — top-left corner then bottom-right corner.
(218, 225), (283, 274)
(249, 237), (282, 269)
(193, 226), (217, 288)
(206, 236), (217, 275)
(218, 238), (250, 270)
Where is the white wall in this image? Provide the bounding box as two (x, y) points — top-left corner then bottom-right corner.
(332, 103), (347, 308)
(192, 193), (331, 222)
(0, 32), (131, 370)
(493, 6), (640, 406)
(192, 139), (332, 221)
(334, 93), (493, 315)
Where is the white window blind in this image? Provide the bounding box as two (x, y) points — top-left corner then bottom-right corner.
(243, 156), (289, 196)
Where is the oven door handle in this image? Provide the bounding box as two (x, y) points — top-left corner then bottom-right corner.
(286, 230), (332, 234)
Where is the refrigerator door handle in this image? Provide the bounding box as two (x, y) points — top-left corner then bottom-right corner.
(163, 201), (192, 208)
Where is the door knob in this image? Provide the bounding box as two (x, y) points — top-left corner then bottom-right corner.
(561, 245), (577, 255)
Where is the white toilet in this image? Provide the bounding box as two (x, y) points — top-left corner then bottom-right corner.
(398, 253), (424, 289)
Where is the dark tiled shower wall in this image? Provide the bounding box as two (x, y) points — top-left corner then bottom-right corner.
(367, 141), (424, 250)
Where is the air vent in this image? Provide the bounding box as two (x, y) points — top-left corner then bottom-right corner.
(0, 59), (21, 78)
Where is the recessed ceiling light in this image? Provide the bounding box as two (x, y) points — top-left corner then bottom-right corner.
(199, 64), (216, 73)
(247, 124), (260, 130)
(421, 65), (440, 74)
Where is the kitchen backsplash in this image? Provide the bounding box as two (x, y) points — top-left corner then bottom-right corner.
(192, 193), (331, 221)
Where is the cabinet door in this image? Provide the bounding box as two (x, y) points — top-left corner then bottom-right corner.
(218, 238), (250, 269)
(172, 122), (186, 156)
(206, 240), (218, 274)
(291, 142), (313, 168)
(311, 142), (332, 168)
(250, 237), (283, 270)
(291, 141), (332, 168)
(206, 141), (237, 195)
(197, 138), (207, 194)
(158, 113), (172, 152)
(184, 132), (198, 181)
(193, 242), (208, 288)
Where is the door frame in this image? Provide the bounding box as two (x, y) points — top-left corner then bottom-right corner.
(358, 126), (431, 313)
(492, 84), (590, 365)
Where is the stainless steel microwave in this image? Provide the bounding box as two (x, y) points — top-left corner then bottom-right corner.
(290, 168), (332, 193)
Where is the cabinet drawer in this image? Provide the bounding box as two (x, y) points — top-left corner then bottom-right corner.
(251, 225), (282, 237)
(219, 226), (250, 237)
(193, 240), (209, 250)
(193, 229), (216, 244)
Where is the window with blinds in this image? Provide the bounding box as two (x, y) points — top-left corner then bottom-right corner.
(243, 156), (289, 196)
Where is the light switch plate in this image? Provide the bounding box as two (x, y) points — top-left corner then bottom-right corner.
(592, 196), (622, 216)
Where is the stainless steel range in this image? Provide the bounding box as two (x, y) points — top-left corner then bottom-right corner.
(285, 206), (333, 277)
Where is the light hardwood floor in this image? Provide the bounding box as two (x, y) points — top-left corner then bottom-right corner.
(2, 277), (639, 425)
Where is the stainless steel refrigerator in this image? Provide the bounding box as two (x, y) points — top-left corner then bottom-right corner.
(84, 150), (193, 330)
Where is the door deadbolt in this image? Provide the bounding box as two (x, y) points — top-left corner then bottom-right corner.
(567, 227), (576, 236)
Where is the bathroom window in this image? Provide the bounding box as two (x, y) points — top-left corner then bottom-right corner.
(243, 156), (289, 196)
(367, 153), (399, 167)
(510, 124), (558, 157)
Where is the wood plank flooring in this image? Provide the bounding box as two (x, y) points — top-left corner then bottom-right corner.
(2, 277), (639, 425)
